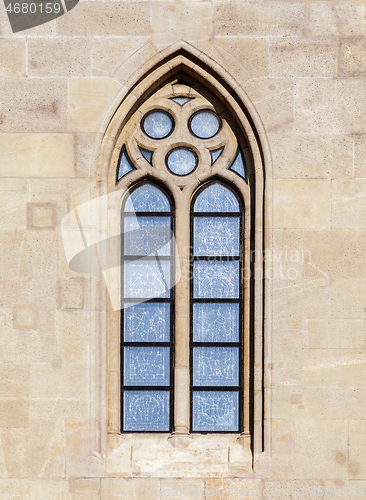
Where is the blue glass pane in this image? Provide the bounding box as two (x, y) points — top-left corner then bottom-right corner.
(170, 97), (192, 106)
(124, 302), (170, 342)
(194, 217), (240, 256)
(142, 111), (173, 139)
(229, 149), (246, 180)
(193, 261), (239, 298)
(124, 217), (171, 256)
(123, 391), (170, 431)
(117, 148), (134, 180)
(211, 147), (224, 164)
(124, 347), (170, 386)
(193, 303), (239, 342)
(194, 183), (240, 213)
(166, 147), (197, 176)
(139, 147), (153, 165)
(190, 110), (221, 139)
(193, 348), (239, 386)
(124, 184), (171, 212)
(192, 391), (239, 431)
(124, 260), (170, 298)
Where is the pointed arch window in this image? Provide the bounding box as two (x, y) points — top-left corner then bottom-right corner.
(109, 73), (260, 443)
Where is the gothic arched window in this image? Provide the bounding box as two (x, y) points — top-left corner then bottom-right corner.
(110, 72), (257, 442)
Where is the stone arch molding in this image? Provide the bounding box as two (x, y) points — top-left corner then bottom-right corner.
(92, 41), (273, 472)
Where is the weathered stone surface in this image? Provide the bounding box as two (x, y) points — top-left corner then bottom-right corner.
(215, 37), (269, 78)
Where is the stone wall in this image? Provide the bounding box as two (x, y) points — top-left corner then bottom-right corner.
(0, 0), (366, 499)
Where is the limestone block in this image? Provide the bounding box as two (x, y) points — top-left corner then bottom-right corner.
(0, 419), (65, 477)
(30, 364), (87, 400)
(244, 78), (294, 134)
(0, 365), (29, 398)
(29, 179), (68, 225)
(294, 79), (366, 134)
(101, 478), (160, 500)
(31, 479), (71, 500)
(213, 1), (305, 36)
(204, 479), (261, 500)
(303, 349), (366, 388)
(354, 135), (366, 177)
(151, 2), (212, 46)
(272, 230), (303, 281)
(5, 308), (57, 363)
(0, 179), (26, 192)
(69, 78), (122, 132)
(329, 390), (366, 420)
(338, 37), (366, 77)
(0, 398), (28, 428)
(30, 399), (88, 420)
(0, 79), (67, 132)
(57, 2), (151, 37)
(58, 310), (90, 363)
(273, 279), (331, 319)
(271, 419), (293, 457)
(274, 179), (331, 229)
(272, 320), (303, 387)
(331, 279), (366, 319)
(0, 479), (30, 500)
(0, 39), (25, 77)
(309, 2), (366, 36)
(112, 42), (160, 87)
(27, 203), (57, 230)
(13, 305), (38, 330)
(270, 36), (335, 77)
(349, 420), (366, 478)
(304, 230), (366, 279)
(306, 319), (363, 349)
(0, 193), (27, 228)
(294, 419), (348, 478)
(332, 180), (366, 229)
(0, 133), (74, 177)
(28, 38), (91, 77)
(73, 478), (100, 500)
(17, 231), (59, 279)
(92, 37), (150, 78)
(0, 278), (58, 310)
(272, 388), (330, 419)
(269, 133), (353, 179)
(159, 479), (205, 499)
(58, 278), (85, 310)
(215, 37), (269, 78)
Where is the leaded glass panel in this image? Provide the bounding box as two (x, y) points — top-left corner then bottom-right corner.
(125, 184), (171, 212)
(194, 217), (240, 256)
(194, 183), (240, 213)
(123, 391), (170, 431)
(124, 303), (170, 342)
(189, 110), (221, 139)
(192, 391), (239, 432)
(141, 110), (174, 139)
(193, 348), (239, 386)
(193, 261), (239, 299)
(124, 216), (171, 256)
(193, 303), (239, 343)
(124, 347), (170, 386)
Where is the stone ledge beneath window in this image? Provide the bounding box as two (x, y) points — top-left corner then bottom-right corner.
(106, 433), (253, 478)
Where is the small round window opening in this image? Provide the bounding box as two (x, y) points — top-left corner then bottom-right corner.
(141, 110), (175, 139)
(166, 147), (198, 176)
(189, 109), (221, 139)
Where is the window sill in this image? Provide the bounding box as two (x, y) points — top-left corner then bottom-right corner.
(106, 433), (253, 477)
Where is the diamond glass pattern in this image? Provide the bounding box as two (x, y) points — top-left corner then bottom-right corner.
(166, 147), (197, 176)
(194, 217), (240, 256)
(141, 110), (174, 139)
(193, 303), (239, 343)
(192, 391), (239, 432)
(123, 391), (170, 431)
(124, 302), (170, 342)
(124, 347), (170, 386)
(189, 110), (221, 139)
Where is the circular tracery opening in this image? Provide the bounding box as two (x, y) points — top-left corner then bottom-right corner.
(189, 109), (221, 139)
(141, 110), (174, 139)
(166, 147), (198, 176)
